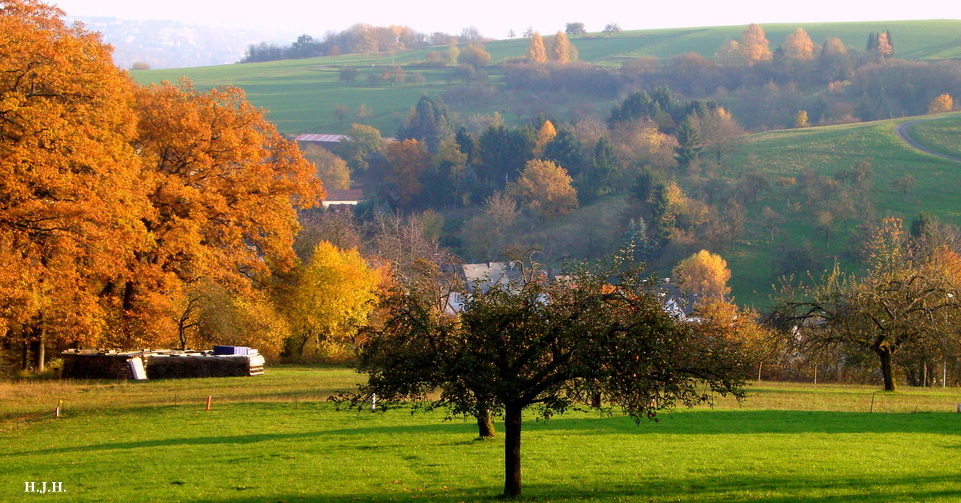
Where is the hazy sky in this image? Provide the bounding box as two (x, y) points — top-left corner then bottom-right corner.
(53, 0), (960, 38)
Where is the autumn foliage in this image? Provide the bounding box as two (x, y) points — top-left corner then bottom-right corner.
(506, 159), (578, 219)
(672, 249), (732, 298)
(0, 0), (324, 368)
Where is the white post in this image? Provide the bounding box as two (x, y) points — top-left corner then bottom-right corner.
(944, 358), (948, 389)
(371, 393), (377, 412)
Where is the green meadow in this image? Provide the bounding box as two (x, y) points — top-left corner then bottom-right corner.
(722, 114), (961, 306)
(133, 20), (961, 137)
(3, 367), (961, 502)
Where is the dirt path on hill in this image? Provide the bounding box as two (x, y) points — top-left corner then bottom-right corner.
(895, 119), (961, 163)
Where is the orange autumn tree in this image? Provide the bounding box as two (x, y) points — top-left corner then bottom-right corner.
(549, 31), (578, 64)
(0, 0), (147, 369)
(928, 93), (954, 114)
(740, 24), (772, 64)
(527, 32), (547, 63)
(783, 28), (815, 61)
(124, 81), (324, 348)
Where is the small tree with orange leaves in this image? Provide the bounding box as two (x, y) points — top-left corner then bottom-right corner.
(526, 32), (547, 63)
(928, 93), (954, 114)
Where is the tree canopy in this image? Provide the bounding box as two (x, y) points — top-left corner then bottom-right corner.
(348, 258), (746, 498)
(0, 0), (323, 367)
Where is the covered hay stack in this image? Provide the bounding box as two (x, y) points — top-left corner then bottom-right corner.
(60, 350), (145, 380)
(146, 353), (264, 379)
(60, 348), (264, 380)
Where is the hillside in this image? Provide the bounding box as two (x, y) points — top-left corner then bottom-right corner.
(134, 20), (961, 136)
(722, 114), (961, 306)
(133, 21), (961, 307)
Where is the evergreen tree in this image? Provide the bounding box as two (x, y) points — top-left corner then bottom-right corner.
(866, 32), (878, 52)
(543, 126), (584, 177)
(579, 136), (617, 202)
(477, 125), (534, 188)
(608, 90), (656, 127)
(674, 116), (702, 170)
(398, 94), (453, 154)
(455, 126), (477, 165)
(631, 171), (671, 247)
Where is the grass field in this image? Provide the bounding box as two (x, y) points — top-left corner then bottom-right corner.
(3, 366), (961, 502)
(718, 113), (961, 306)
(132, 20), (961, 137)
(903, 114), (961, 159)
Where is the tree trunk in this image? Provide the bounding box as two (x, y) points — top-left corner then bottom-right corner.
(476, 408), (496, 438)
(877, 346), (897, 392)
(37, 326), (45, 372)
(591, 392), (602, 408)
(503, 405), (523, 499)
(37, 312), (46, 372)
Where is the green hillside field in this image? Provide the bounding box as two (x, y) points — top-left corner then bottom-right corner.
(133, 20), (961, 137)
(3, 367), (961, 502)
(722, 114), (961, 306)
(131, 21), (961, 307)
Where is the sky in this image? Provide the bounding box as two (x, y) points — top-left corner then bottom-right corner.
(52, 0), (960, 38)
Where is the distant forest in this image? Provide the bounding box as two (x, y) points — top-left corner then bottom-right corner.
(240, 24), (487, 63)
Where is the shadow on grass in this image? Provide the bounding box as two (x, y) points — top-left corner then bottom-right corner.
(533, 409), (961, 436)
(183, 472), (961, 502)
(8, 409), (958, 459)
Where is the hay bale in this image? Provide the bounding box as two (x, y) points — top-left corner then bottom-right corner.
(145, 354), (253, 379)
(61, 348), (264, 380)
(60, 350), (142, 379)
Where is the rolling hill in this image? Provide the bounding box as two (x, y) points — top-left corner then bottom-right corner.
(132, 21), (961, 306)
(133, 20), (961, 137)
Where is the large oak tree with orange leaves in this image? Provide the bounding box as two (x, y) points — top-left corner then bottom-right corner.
(0, 0), (323, 368)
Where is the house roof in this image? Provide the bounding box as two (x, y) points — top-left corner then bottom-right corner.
(295, 133), (348, 143)
(460, 261), (524, 293)
(324, 189), (364, 202)
(296, 133), (397, 143)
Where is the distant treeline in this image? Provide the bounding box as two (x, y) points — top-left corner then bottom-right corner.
(498, 28), (960, 128)
(240, 24), (485, 63)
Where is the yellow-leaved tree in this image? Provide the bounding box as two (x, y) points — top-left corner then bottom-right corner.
(533, 120), (557, 157)
(549, 31), (578, 64)
(506, 159), (578, 220)
(783, 28), (815, 61)
(287, 242), (384, 362)
(672, 249), (732, 299)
